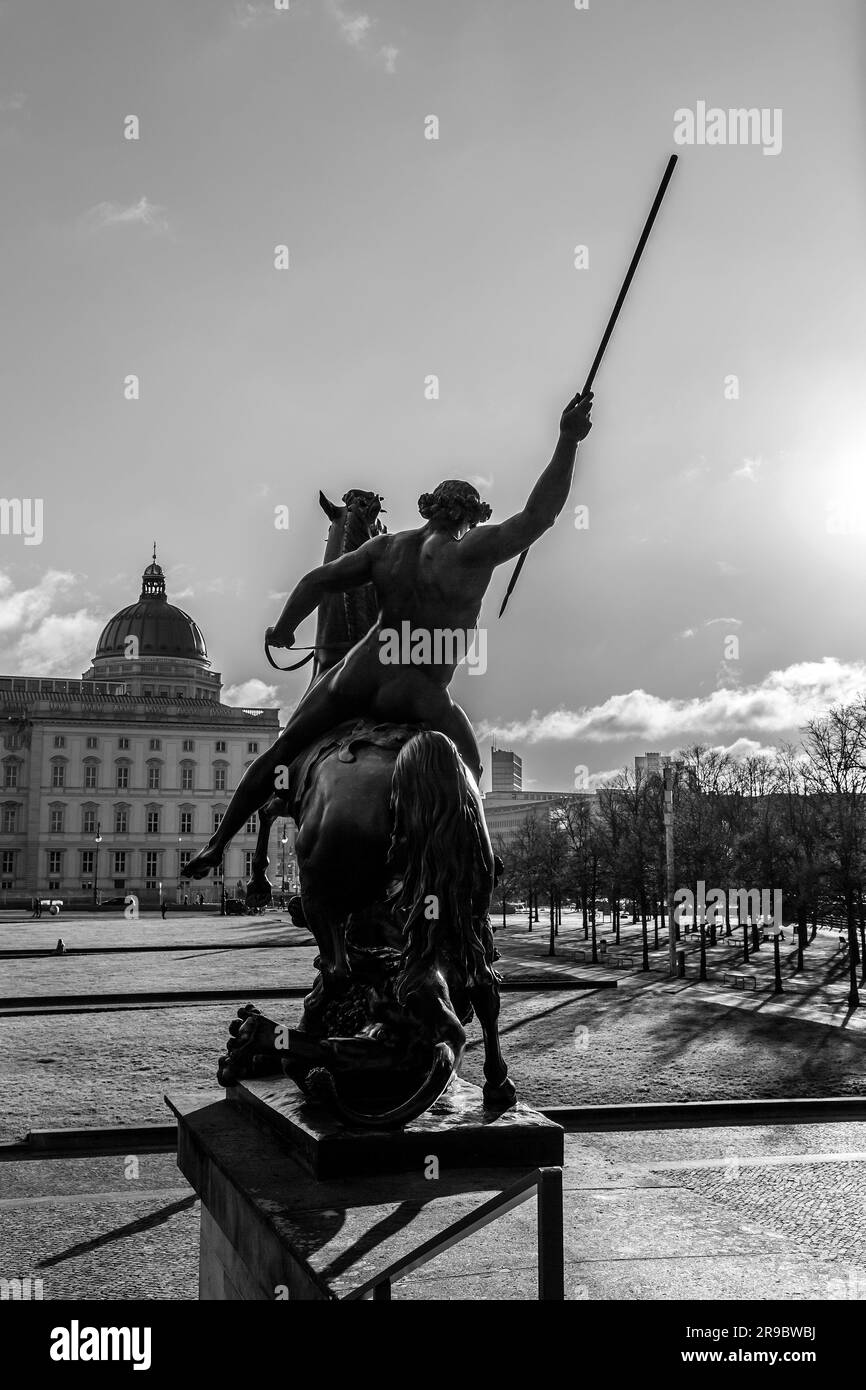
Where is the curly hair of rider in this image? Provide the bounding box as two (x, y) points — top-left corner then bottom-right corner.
(417, 480), (492, 529)
(388, 730), (498, 1004)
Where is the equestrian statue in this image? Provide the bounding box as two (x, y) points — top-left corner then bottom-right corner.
(183, 389), (593, 1128)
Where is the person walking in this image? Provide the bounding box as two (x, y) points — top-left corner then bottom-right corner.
(160, 900), (168, 920)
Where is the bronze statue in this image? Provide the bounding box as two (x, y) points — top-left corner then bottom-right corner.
(183, 391), (593, 1126)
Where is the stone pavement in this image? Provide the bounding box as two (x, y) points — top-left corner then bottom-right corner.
(2, 1121), (864, 1300)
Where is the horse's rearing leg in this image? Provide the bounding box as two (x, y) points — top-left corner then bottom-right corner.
(470, 982), (516, 1108)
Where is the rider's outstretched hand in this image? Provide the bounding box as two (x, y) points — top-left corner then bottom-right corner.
(560, 389), (593, 442)
(266, 624), (295, 651)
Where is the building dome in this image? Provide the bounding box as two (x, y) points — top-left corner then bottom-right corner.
(93, 549), (208, 663)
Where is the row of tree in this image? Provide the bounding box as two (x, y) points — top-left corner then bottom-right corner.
(492, 698), (866, 1007)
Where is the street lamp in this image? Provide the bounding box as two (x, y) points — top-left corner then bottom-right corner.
(177, 834), (182, 904)
(280, 822), (288, 906)
(92, 822), (102, 907)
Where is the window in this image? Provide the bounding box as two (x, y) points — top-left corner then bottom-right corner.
(146, 810), (160, 834)
(113, 851), (126, 876)
(214, 767), (227, 793)
(3, 763), (18, 790)
(248, 742), (259, 755)
(215, 740), (227, 753)
(147, 765), (161, 791)
(1, 851), (15, 875)
(54, 735), (66, 749)
(149, 738), (161, 751)
(180, 765), (194, 792)
(48, 850), (63, 876)
(84, 763), (98, 790)
(118, 736), (130, 750)
(49, 807), (64, 834)
(116, 765), (129, 790)
(86, 736), (99, 750)
(81, 850), (94, 875)
(182, 739), (195, 752)
(213, 810), (224, 833)
(244, 851), (255, 878)
(145, 851), (159, 878)
(180, 850), (192, 871)
(180, 810), (193, 835)
(51, 763), (65, 789)
(245, 815), (258, 834)
(48, 880), (60, 892)
(2, 805), (17, 833)
(115, 808), (128, 834)
(82, 808), (96, 834)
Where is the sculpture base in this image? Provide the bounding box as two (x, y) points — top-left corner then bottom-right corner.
(166, 1080), (565, 1300)
(226, 1074), (563, 1178)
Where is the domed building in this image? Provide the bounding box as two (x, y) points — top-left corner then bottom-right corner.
(0, 549), (283, 907)
(82, 549), (219, 702)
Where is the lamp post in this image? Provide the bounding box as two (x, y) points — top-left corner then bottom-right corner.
(177, 834), (182, 904)
(92, 822), (102, 908)
(280, 823), (288, 906)
(664, 766), (677, 975)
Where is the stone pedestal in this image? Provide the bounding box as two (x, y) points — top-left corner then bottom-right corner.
(167, 1078), (565, 1301)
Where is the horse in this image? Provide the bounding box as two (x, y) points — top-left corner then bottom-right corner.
(222, 491), (515, 1127)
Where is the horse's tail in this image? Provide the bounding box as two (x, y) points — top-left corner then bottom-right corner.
(390, 730), (497, 1005)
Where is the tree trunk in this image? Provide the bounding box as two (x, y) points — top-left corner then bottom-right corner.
(846, 891), (860, 1008)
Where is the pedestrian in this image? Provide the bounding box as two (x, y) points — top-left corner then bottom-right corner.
(32, 896), (42, 919)
(161, 900), (167, 920)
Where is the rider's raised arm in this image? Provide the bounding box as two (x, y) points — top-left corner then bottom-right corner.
(268, 534), (388, 646)
(458, 391), (593, 569)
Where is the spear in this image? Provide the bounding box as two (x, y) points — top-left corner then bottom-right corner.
(498, 153), (679, 619)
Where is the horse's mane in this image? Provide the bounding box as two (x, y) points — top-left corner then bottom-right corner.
(389, 732), (497, 1003)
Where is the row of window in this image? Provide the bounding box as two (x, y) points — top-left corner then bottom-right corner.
(0, 848), (257, 887)
(50, 736), (256, 754)
(3, 763), (241, 791)
(1, 804), (258, 835)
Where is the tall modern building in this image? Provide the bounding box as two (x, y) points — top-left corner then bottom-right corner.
(491, 746), (522, 793)
(0, 551), (281, 906)
(484, 746), (593, 847)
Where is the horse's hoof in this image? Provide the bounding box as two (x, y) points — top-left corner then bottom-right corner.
(483, 1077), (517, 1110)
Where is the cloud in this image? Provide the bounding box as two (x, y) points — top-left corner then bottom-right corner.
(222, 678), (280, 708)
(79, 196), (169, 236)
(0, 570), (102, 676)
(679, 617), (740, 640)
(479, 657), (866, 747)
(324, 1), (398, 71)
(0, 91), (26, 113)
(230, 1), (286, 29)
(733, 455), (763, 482)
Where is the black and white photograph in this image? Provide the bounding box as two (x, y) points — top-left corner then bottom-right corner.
(1, 0), (864, 1359)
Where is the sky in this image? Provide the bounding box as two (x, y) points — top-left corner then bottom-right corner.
(1, 0), (864, 791)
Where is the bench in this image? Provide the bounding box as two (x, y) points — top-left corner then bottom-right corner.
(607, 953), (635, 969)
(723, 971), (757, 991)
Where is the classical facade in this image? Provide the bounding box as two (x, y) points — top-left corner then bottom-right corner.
(0, 552), (283, 906)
